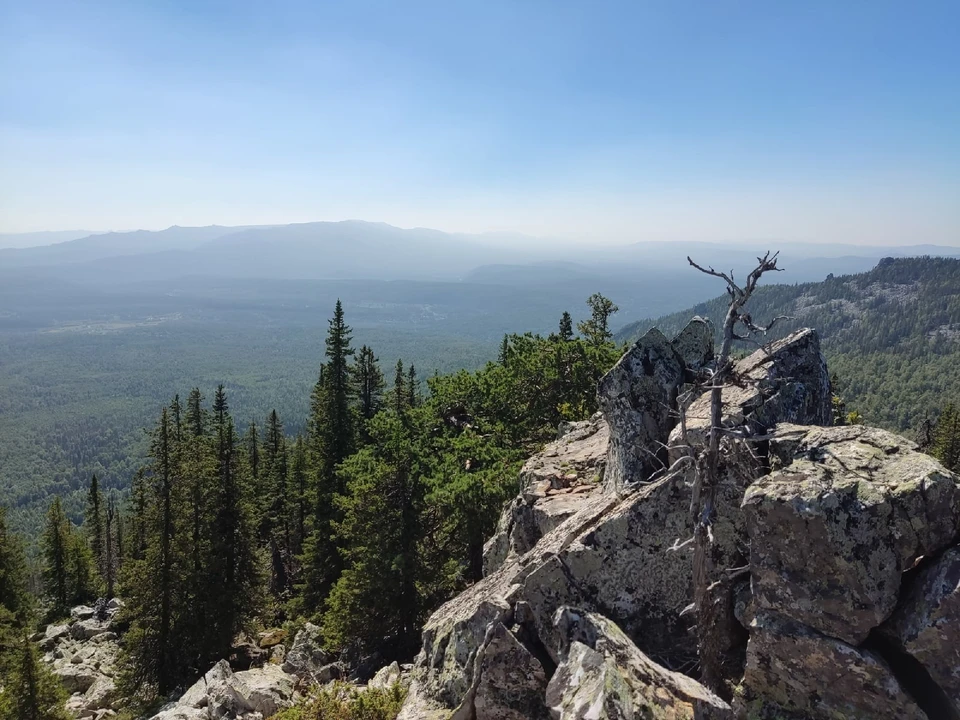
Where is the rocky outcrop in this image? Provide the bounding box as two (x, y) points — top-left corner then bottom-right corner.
(599, 325), (704, 494)
(744, 423), (960, 644)
(483, 414), (609, 575)
(281, 622), (340, 683)
(668, 327), (831, 450)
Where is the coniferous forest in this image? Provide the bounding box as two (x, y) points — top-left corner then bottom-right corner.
(0, 295), (624, 713)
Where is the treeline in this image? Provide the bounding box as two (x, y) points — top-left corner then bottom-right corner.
(15, 296), (623, 707)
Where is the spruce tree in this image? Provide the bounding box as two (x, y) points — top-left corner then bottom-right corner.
(104, 494), (117, 599)
(300, 301), (355, 611)
(0, 506), (32, 644)
(933, 403), (960, 473)
(85, 474), (105, 585)
(354, 345), (385, 422)
(290, 434), (308, 556)
(559, 311), (574, 341)
(246, 420), (260, 482)
(262, 410), (290, 595)
(407, 364), (419, 409)
(40, 497), (71, 614)
(0, 636), (69, 720)
(186, 387), (205, 438)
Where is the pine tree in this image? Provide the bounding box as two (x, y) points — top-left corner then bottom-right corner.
(391, 359), (407, 416)
(40, 497), (71, 614)
(0, 506), (32, 643)
(246, 420), (260, 482)
(558, 311), (574, 341)
(577, 293), (619, 347)
(104, 494), (117, 598)
(67, 532), (96, 606)
(407, 364), (419, 409)
(290, 434), (308, 556)
(262, 410), (290, 595)
(85, 475), (105, 585)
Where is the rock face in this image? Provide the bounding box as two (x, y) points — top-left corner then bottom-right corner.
(882, 544), (960, 712)
(598, 327), (693, 494)
(744, 423), (960, 644)
(483, 414), (609, 576)
(281, 622), (338, 682)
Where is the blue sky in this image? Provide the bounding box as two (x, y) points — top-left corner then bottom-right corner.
(1, 0), (958, 244)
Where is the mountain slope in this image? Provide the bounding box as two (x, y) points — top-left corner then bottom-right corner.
(616, 256), (960, 431)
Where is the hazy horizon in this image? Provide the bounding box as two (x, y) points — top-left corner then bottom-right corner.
(2, 2), (958, 244)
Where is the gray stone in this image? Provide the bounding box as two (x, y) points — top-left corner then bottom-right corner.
(743, 423), (960, 644)
(472, 622), (549, 720)
(598, 328), (685, 493)
(53, 663), (99, 693)
(882, 543), (960, 711)
(546, 608), (731, 720)
(368, 661), (402, 691)
(235, 663), (297, 716)
(281, 622), (333, 681)
(671, 316), (715, 372)
(482, 415), (608, 576)
(71, 605), (96, 621)
(737, 611), (926, 720)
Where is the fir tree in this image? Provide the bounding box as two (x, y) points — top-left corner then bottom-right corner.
(290, 434), (308, 556)
(104, 494), (117, 598)
(0, 506), (33, 643)
(186, 387), (205, 438)
(262, 410), (290, 595)
(246, 420), (260, 482)
(407, 364), (419, 409)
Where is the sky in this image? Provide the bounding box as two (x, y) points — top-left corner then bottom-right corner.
(1, 0), (958, 245)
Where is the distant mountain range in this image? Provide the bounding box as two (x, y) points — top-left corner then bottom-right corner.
(2, 220), (958, 287)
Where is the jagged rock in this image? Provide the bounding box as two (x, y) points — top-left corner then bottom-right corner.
(106, 598), (124, 611)
(150, 706), (208, 720)
(472, 622), (549, 720)
(744, 423), (960, 644)
(179, 659), (236, 708)
(368, 661), (402, 690)
(483, 415), (609, 576)
(235, 663), (297, 716)
(882, 543), (960, 711)
(737, 611), (927, 720)
(670, 316), (714, 372)
(669, 328), (831, 452)
(598, 327), (686, 493)
(281, 622), (333, 681)
(546, 608), (731, 720)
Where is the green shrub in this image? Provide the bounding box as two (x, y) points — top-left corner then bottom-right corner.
(274, 681), (406, 720)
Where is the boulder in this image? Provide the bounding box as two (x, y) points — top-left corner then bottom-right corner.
(483, 415), (609, 575)
(83, 676), (119, 711)
(743, 423), (960, 644)
(235, 663), (297, 716)
(882, 543), (960, 711)
(368, 661), (402, 690)
(257, 628), (287, 649)
(179, 659), (235, 708)
(70, 619), (112, 640)
(471, 622), (549, 720)
(71, 605), (96, 621)
(546, 608), (731, 720)
(52, 663), (99, 693)
(40, 623), (70, 650)
(738, 611), (927, 720)
(598, 328), (686, 493)
(669, 328), (831, 451)
(150, 706), (208, 720)
(281, 622), (333, 681)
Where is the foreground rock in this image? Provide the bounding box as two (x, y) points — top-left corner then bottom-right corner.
(881, 543), (960, 712)
(737, 611), (927, 720)
(744, 423), (960, 645)
(483, 414), (609, 575)
(547, 608), (731, 720)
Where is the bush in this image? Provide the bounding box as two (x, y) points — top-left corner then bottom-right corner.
(274, 681), (406, 720)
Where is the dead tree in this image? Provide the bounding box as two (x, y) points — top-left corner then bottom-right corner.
(686, 251), (783, 694)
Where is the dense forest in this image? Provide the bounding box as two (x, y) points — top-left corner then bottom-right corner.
(0, 296), (623, 713)
(617, 256), (960, 432)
